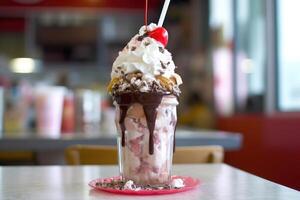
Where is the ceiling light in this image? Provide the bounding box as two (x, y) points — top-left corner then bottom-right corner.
(10, 58), (38, 73)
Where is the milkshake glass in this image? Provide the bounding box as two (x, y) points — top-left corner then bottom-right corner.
(115, 93), (178, 185)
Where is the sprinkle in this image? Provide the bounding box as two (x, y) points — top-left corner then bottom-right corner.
(131, 46), (137, 51)
(144, 42), (150, 46)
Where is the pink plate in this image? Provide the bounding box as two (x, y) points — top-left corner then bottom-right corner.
(89, 175), (200, 195)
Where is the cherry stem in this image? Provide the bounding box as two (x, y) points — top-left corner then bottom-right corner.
(145, 0), (148, 28)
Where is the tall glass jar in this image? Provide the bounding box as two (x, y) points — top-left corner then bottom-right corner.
(114, 94), (178, 186)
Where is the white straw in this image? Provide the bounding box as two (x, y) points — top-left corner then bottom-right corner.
(158, 0), (171, 27)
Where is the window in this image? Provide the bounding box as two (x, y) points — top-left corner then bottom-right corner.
(235, 0), (266, 113)
(277, 0), (300, 111)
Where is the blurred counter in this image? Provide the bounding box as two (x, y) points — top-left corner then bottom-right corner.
(0, 129), (242, 150)
(0, 128), (242, 164)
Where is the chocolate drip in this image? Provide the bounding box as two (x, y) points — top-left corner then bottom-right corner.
(143, 104), (160, 154)
(119, 105), (129, 146)
(115, 92), (164, 155)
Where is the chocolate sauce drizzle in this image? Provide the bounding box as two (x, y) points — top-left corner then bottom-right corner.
(114, 92), (175, 155)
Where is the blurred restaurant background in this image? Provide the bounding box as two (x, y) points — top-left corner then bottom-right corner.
(0, 0), (299, 190)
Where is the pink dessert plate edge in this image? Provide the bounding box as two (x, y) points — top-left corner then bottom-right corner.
(88, 175), (200, 195)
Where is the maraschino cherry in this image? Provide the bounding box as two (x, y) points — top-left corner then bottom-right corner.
(148, 27), (168, 47)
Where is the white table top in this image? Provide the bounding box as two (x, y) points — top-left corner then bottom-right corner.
(0, 164), (299, 200)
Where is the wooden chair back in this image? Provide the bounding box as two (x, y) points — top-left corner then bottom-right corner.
(65, 145), (118, 165)
(173, 146), (223, 163)
(65, 145), (223, 165)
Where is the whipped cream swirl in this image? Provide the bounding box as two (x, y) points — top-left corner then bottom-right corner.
(111, 23), (180, 83)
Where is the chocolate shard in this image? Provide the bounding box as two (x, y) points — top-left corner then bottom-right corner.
(137, 33), (148, 41)
(159, 47), (165, 53)
(160, 61), (167, 69)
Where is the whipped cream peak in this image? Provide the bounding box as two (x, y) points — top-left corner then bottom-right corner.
(111, 24), (179, 81)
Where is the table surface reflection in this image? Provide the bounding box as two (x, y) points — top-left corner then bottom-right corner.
(0, 164), (299, 200)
